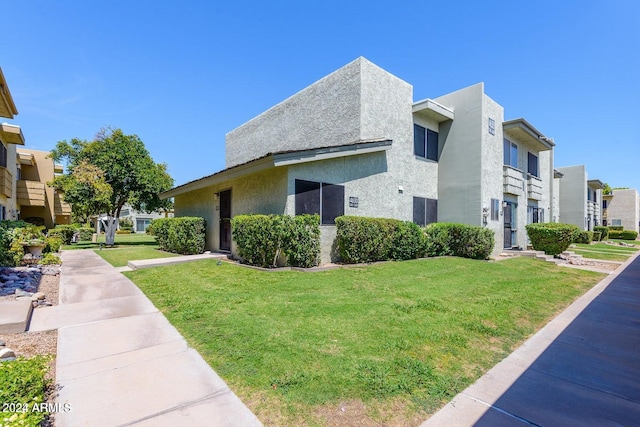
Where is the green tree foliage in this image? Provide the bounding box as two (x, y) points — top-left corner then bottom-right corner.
(602, 182), (612, 195)
(50, 128), (173, 245)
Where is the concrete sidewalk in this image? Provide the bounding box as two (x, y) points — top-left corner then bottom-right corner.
(423, 250), (640, 426)
(30, 250), (261, 427)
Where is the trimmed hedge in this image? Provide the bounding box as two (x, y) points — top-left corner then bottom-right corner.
(423, 223), (494, 260)
(150, 217), (206, 255)
(231, 214), (320, 268)
(526, 223), (580, 255)
(48, 225), (77, 245)
(592, 231), (602, 242)
(335, 216), (426, 263)
(609, 225), (624, 231)
(609, 229), (638, 240)
(573, 230), (593, 244)
(78, 227), (94, 241)
(594, 226), (609, 241)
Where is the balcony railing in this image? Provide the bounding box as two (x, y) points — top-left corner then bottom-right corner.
(527, 175), (543, 201)
(503, 166), (524, 196)
(17, 180), (46, 207)
(0, 167), (12, 198)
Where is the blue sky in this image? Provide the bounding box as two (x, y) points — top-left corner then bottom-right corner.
(4, 1), (639, 190)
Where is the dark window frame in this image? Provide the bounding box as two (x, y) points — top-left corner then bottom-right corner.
(491, 198), (500, 221)
(414, 124), (439, 161)
(503, 139), (518, 169)
(294, 179), (344, 225)
(0, 144), (7, 168)
(413, 196), (438, 226)
(527, 152), (539, 177)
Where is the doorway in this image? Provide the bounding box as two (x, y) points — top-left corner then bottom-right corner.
(219, 189), (231, 251)
(504, 201), (516, 249)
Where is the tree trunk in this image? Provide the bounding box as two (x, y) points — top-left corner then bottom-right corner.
(104, 216), (118, 246)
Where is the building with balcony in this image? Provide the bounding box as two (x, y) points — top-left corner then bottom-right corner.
(602, 188), (640, 233)
(163, 57), (559, 262)
(0, 68), (23, 220)
(556, 165), (603, 231)
(17, 148), (72, 228)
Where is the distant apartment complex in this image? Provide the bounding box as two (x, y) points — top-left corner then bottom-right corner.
(602, 188), (640, 233)
(0, 68), (71, 227)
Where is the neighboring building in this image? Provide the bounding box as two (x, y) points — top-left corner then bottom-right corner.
(0, 67), (24, 221)
(556, 165), (603, 231)
(119, 205), (174, 233)
(162, 57), (559, 262)
(602, 188), (640, 233)
(16, 148), (72, 228)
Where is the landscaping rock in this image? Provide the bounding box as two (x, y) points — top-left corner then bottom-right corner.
(15, 288), (32, 297)
(42, 266), (60, 276)
(0, 347), (16, 361)
(0, 339), (5, 346)
(0, 266), (43, 297)
(31, 292), (46, 301)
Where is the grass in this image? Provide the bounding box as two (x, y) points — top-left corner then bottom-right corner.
(571, 242), (639, 262)
(62, 233), (158, 251)
(95, 245), (178, 267)
(126, 256), (605, 425)
(0, 355), (52, 426)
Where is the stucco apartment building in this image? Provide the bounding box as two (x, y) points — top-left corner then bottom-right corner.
(163, 57), (558, 262)
(556, 165), (604, 231)
(602, 188), (640, 233)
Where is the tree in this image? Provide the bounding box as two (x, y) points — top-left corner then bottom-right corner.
(602, 183), (612, 195)
(50, 128), (173, 245)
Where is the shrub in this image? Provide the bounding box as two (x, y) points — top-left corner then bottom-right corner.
(232, 214), (320, 268)
(0, 220), (29, 266)
(0, 355), (52, 426)
(526, 223), (580, 255)
(48, 225), (77, 245)
(592, 231), (602, 242)
(594, 226), (609, 240)
(390, 221), (427, 260)
(119, 217), (133, 228)
(335, 216), (399, 263)
(45, 236), (62, 253)
(116, 229), (134, 234)
(424, 223), (494, 260)
(151, 217), (206, 255)
(609, 225), (624, 231)
(40, 253), (62, 265)
(609, 229), (638, 240)
(573, 230), (593, 244)
(78, 227), (94, 241)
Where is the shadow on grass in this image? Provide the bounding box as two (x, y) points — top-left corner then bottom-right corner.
(62, 236), (158, 250)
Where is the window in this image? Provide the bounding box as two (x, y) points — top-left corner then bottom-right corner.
(612, 219), (622, 226)
(528, 206), (544, 223)
(0, 205), (4, 220)
(413, 124), (438, 161)
(0, 144), (6, 168)
(295, 179), (344, 225)
(602, 200), (608, 209)
(413, 197), (438, 226)
(527, 152), (539, 177)
(120, 209), (130, 217)
(503, 139), (518, 168)
(491, 198), (500, 221)
(136, 218), (152, 232)
(488, 118), (495, 135)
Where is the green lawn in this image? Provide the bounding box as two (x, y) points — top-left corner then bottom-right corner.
(571, 242), (639, 262)
(126, 256), (605, 425)
(62, 233), (158, 250)
(95, 245), (178, 267)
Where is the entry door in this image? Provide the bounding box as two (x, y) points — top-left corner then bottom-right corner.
(504, 202), (513, 248)
(219, 190), (231, 251)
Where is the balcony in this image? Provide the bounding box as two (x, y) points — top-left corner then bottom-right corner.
(587, 200), (600, 218)
(503, 166), (524, 196)
(527, 175), (543, 201)
(54, 191), (71, 216)
(0, 167), (12, 198)
(17, 180), (46, 207)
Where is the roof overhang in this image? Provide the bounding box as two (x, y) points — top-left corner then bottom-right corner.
(503, 118), (553, 151)
(412, 98), (455, 122)
(17, 151), (35, 166)
(161, 139), (393, 199)
(553, 169), (564, 179)
(588, 179), (604, 189)
(0, 68), (18, 119)
(0, 123), (25, 145)
(54, 164), (64, 174)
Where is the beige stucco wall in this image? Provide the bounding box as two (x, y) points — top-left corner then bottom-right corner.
(18, 149), (60, 228)
(606, 188), (640, 233)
